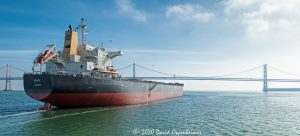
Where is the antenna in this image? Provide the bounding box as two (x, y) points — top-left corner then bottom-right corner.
(79, 18), (87, 45)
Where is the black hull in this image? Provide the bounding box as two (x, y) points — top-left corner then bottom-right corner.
(23, 73), (183, 107)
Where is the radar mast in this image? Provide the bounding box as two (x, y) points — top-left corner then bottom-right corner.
(79, 18), (87, 45)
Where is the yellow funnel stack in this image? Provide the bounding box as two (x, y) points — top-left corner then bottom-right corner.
(63, 28), (78, 61)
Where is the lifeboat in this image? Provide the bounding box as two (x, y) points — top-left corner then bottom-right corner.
(34, 44), (57, 65)
(37, 50), (55, 63)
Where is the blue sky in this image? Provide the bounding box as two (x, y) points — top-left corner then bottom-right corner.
(1, 0), (300, 91)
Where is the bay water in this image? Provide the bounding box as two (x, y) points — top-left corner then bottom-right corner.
(1, 91), (300, 136)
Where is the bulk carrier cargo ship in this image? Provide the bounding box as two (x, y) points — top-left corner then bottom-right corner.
(23, 19), (183, 108)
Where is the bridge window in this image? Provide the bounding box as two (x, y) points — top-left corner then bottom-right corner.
(65, 35), (71, 40)
(65, 45), (70, 48)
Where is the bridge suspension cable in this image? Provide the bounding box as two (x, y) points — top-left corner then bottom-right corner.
(119, 63), (264, 79)
(118, 64), (134, 71)
(118, 63), (181, 76)
(208, 65), (263, 78)
(10, 65), (29, 73)
(268, 65), (300, 78)
(135, 64), (179, 77)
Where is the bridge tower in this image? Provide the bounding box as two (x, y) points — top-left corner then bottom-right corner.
(4, 64), (12, 91)
(133, 63), (136, 79)
(263, 64), (268, 92)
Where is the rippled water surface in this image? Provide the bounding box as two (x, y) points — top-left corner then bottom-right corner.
(1, 91), (300, 136)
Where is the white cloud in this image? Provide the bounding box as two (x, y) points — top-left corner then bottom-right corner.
(116, 0), (147, 22)
(244, 18), (269, 37)
(224, 0), (259, 15)
(224, 0), (300, 38)
(166, 4), (215, 22)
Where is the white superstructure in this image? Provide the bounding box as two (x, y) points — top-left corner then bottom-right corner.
(33, 18), (122, 78)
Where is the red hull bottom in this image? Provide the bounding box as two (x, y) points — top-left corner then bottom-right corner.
(27, 91), (183, 108)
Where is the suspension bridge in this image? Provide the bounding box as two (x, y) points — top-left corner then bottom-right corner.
(1, 63), (300, 92)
